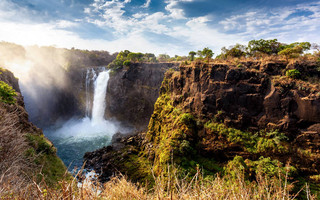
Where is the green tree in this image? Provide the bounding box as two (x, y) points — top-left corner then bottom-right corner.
(116, 50), (131, 60)
(248, 39), (284, 56)
(196, 50), (203, 58)
(202, 47), (214, 62)
(158, 54), (170, 62)
(176, 56), (182, 61)
(221, 44), (247, 58)
(278, 42), (311, 62)
(128, 52), (144, 62)
(144, 53), (156, 62)
(123, 60), (131, 66)
(189, 51), (196, 61)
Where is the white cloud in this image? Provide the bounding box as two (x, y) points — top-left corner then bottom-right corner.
(1, 0), (319, 57)
(142, 0), (151, 8)
(55, 20), (79, 28)
(132, 13), (148, 19)
(164, 0), (194, 19)
(218, 2), (320, 44)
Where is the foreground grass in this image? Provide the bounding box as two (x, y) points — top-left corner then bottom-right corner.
(1, 167), (317, 200)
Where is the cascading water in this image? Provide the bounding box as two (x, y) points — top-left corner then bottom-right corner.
(92, 71), (109, 125)
(45, 68), (117, 169)
(85, 68), (97, 117)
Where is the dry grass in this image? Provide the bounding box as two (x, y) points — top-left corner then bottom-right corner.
(1, 164), (318, 200)
(0, 104), (34, 195)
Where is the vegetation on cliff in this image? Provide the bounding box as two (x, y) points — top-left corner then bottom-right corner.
(0, 70), (67, 195)
(0, 80), (17, 104)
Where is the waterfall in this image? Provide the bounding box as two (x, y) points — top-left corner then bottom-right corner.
(85, 68), (97, 117)
(91, 70), (109, 125)
(45, 68), (118, 169)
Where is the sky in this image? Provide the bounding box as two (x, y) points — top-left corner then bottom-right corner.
(0, 0), (319, 56)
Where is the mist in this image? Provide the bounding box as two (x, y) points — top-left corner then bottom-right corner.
(0, 41), (116, 127)
(0, 41), (122, 168)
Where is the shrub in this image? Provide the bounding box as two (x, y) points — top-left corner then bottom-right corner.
(123, 60), (131, 66)
(286, 69), (301, 79)
(0, 81), (17, 104)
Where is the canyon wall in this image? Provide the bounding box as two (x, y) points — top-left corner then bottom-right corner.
(85, 60), (320, 183)
(105, 63), (178, 130)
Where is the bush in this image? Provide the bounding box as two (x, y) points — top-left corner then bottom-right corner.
(286, 69), (301, 79)
(123, 60), (131, 66)
(0, 81), (16, 104)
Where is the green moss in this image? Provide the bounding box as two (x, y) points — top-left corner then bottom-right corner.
(225, 156), (296, 179)
(146, 74), (198, 174)
(204, 121), (288, 155)
(179, 113), (196, 127)
(0, 81), (17, 104)
(25, 133), (66, 186)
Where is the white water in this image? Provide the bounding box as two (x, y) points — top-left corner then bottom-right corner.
(45, 68), (118, 169)
(92, 71), (109, 125)
(85, 68), (97, 117)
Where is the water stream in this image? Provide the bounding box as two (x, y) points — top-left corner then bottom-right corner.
(45, 68), (117, 169)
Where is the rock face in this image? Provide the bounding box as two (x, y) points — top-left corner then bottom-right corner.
(105, 63), (178, 130)
(171, 62), (320, 136)
(84, 60), (320, 183)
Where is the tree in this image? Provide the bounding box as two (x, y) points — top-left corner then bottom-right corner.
(202, 47), (214, 63)
(221, 44), (247, 58)
(127, 52), (144, 62)
(312, 43), (320, 51)
(278, 42), (311, 62)
(123, 60), (131, 66)
(196, 50), (203, 58)
(158, 54), (170, 62)
(189, 51), (196, 61)
(116, 50), (131, 60)
(144, 53), (156, 62)
(248, 39), (284, 56)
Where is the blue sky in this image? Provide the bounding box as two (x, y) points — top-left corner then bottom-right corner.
(0, 0), (319, 55)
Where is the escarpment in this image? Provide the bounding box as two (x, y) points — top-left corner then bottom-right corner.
(85, 61), (320, 185)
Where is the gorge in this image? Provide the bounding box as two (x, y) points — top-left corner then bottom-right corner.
(1, 43), (320, 198)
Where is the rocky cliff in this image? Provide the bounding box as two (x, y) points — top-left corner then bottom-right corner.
(85, 60), (320, 186)
(105, 63), (178, 130)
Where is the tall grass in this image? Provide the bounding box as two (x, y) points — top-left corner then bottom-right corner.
(1, 164), (317, 200)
